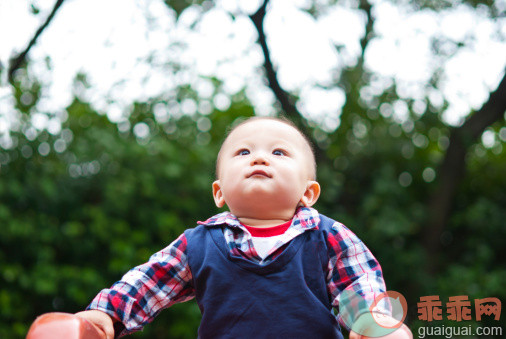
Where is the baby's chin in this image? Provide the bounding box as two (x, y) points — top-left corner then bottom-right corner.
(239, 181), (302, 198)
(228, 199), (300, 221)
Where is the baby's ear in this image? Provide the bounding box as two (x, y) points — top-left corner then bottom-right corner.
(212, 180), (226, 208)
(300, 181), (320, 207)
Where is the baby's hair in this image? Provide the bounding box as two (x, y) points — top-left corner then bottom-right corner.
(215, 116), (317, 179)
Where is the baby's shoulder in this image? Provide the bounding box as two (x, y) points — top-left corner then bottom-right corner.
(316, 213), (363, 246)
(317, 213), (346, 232)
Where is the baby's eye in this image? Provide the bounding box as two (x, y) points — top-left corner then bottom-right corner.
(238, 149), (250, 156)
(272, 149), (286, 156)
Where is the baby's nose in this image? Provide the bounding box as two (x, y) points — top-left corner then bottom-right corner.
(251, 153), (269, 166)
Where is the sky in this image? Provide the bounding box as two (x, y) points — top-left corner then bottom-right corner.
(1, 0), (506, 139)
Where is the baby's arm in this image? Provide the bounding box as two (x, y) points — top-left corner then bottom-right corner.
(326, 221), (385, 324)
(325, 221), (411, 337)
(82, 233), (194, 337)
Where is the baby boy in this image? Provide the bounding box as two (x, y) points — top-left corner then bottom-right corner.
(77, 117), (411, 338)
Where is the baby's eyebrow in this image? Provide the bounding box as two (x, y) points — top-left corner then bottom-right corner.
(234, 143), (252, 149)
(270, 141), (293, 149)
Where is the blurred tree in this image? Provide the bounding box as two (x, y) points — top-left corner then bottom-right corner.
(1, 0), (505, 338)
(8, 0), (66, 83)
(248, 0), (506, 281)
(0, 74), (256, 337)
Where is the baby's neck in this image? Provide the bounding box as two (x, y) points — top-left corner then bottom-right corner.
(238, 217), (290, 228)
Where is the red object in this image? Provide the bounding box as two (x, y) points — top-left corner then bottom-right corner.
(26, 313), (106, 339)
(241, 220), (292, 237)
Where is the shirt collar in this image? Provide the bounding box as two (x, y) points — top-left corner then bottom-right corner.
(197, 206), (320, 231)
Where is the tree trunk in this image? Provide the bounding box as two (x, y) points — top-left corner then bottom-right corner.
(424, 71), (506, 274)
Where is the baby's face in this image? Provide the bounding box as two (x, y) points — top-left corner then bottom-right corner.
(213, 119), (319, 221)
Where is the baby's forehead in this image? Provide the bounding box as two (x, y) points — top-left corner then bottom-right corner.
(225, 119), (306, 146)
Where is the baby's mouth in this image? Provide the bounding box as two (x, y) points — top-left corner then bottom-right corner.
(247, 169), (272, 178)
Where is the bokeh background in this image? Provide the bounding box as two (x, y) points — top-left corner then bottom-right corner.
(1, 0), (505, 337)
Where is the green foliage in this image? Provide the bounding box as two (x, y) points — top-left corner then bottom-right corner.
(2, 70), (504, 336)
(1, 1), (505, 337)
(10, 67), (42, 115)
(0, 85), (255, 337)
(162, 0), (209, 18)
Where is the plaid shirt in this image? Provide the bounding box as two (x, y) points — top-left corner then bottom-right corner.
(87, 207), (386, 336)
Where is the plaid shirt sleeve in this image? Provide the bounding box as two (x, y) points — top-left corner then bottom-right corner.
(86, 233), (194, 336)
(325, 221), (387, 330)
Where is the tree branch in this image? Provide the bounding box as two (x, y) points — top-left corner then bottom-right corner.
(358, 0), (374, 63)
(424, 71), (506, 273)
(8, 0), (66, 83)
(249, 0), (327, 161)
(250, 0), (298, 119)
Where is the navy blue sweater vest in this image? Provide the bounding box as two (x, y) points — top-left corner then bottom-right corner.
(184, 214), (344, 339)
